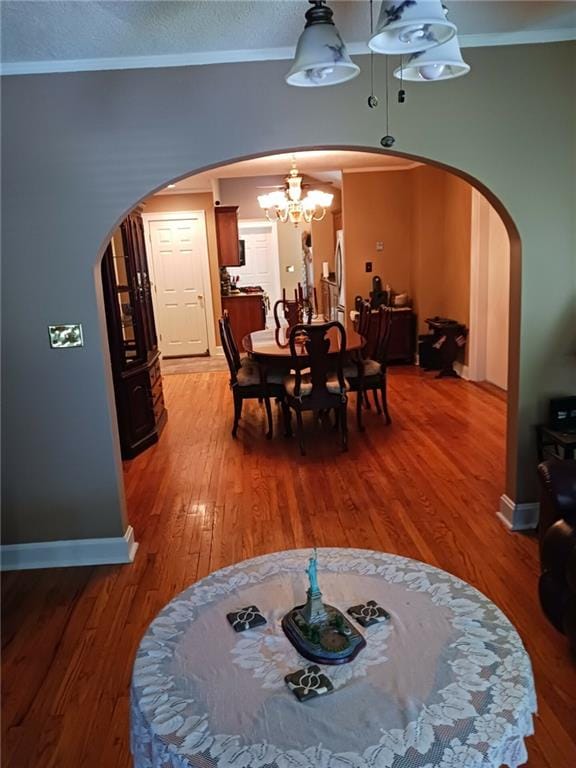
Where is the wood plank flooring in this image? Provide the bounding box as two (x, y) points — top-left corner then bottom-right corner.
(2, 367), (576, 767)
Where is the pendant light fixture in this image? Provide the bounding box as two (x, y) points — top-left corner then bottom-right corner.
(369, 0), (456, 55)
(257, 161), (334, 226)
(393, 34), (470, 81)
(285, 0), (360, 87)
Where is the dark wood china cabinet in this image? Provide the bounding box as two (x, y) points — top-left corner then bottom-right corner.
(101, 209), (167, 459)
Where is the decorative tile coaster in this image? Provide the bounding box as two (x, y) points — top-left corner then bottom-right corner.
(285, 665), (334, 702)
(226, 606), (267, 632)
(347, 600), (391, 628)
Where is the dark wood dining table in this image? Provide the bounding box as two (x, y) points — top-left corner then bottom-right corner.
(242, 321), (364, 372)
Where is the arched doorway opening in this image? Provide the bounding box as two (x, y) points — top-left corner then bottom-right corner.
(96, 145), (521, 528)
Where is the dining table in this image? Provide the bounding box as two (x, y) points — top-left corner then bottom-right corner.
(131, 548), (537, 768)
(242, 321), (364, 373)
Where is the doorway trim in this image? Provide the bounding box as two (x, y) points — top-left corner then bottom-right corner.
(236, 218), (282, 325)
(142, 210), (218, 357)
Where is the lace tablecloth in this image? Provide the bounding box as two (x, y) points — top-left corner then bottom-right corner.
(131, 549), (536, 768)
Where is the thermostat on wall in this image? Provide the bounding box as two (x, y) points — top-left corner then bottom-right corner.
(48, 324), (84, 349)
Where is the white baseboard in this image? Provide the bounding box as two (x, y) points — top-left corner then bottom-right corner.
(453, 362), (470, 380)
(497, 494), (539, 531)
(214, 345), (224, 357)
(0, 525), (138, 571)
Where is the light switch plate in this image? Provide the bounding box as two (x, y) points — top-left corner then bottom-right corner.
(48, 324), (84, 349)
(376, 241), (384, 252)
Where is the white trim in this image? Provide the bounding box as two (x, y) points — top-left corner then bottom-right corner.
(142, 210), (218, 357)
(237, 218), (281, 327)
(1, 526), (138, 571)
(453, 362), (470, 380)
(214, 345), (224, 357)
(2, 29), (574, 76)
(342, 162), (421, 174)
(497, 495), (539, 531)
(154, 187), (212, 196)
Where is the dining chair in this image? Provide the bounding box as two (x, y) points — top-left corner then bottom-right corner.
(345, 306), (393, 430)
(219, 315), (282, 439)
(282, 322), (349, 455)
(273, 296), (313, 328)
(222, 309), (243, 369)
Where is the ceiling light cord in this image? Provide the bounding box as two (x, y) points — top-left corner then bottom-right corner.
(398, 58), (406, 103)
(380, 55), (395, 149)
(368, 0), (378, 109)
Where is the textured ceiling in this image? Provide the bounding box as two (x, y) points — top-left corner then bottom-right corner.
(2, 1), (575, 74)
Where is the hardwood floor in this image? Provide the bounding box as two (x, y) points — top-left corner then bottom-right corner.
(2, 367), (575, 767)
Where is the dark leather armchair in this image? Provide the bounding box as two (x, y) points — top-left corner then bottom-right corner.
(537, 460), (576, 651)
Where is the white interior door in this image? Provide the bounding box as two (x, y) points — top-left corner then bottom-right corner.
(229, 222), (281, 323)
(147, 217), (209, 357)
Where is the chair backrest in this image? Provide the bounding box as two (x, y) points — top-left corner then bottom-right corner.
(222, 310), (241, 370)
(218, 314), (239, 384)
(373, 306), (394, 365)
(288, 321), (347, 398)
(357, 299), (373, 339)
(273, 298), (310, 328)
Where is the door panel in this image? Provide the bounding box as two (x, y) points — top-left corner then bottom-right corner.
(148, 218), (209, 357)
(229, 225), (281, 323)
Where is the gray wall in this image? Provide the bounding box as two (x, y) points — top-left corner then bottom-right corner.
(2, 43), (575, 545)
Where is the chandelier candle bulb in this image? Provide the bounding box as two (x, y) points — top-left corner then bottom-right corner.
(258, 161), (333, 226)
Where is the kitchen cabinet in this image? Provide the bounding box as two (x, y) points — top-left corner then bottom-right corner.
(215, 205), (240, 266)
(101, 209), (167, 459)
(221, 294), (266, 347)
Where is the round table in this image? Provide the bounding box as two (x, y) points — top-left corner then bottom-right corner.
(243, 324), (364, 372)
(131, 549), (536, 768)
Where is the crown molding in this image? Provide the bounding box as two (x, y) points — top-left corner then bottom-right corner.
(343, 162), (421, 173)
(154, 187), (212, 196)
(1, 28), (574, 76)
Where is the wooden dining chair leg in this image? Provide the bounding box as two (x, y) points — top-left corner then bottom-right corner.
(363, 392), (371, 410)
(232, 390), (243, 437)
(372, 388), (382, 414)
(264, 397), (273, 439)
(380, 378), (391, 425)
(333, 408), (340, 430)
(295, 409), (306, 455)
(340, 401), (348, 452)
(356, 391), (365, 432)
(282, 402), (293, 437)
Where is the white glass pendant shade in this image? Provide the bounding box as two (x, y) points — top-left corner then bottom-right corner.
(369, 0), (456, 55)
(286, 1), (360, 87)
(394, 35), (470, 81)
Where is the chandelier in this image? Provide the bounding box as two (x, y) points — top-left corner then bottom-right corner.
(257, 162), (334, 226)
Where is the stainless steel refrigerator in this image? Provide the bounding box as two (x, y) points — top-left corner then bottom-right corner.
(334, 229), (346, 324)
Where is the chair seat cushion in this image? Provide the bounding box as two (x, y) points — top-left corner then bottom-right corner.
(266, 370), (285, 385)
(283, 373), (349, 398)
(344, 359), (382, 379)
(236, 362), (263, 387)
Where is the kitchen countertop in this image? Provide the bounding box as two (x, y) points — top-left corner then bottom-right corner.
(221, 292), (265, 298)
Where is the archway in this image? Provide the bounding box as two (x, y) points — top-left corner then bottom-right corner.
(96, 145), (521, 527)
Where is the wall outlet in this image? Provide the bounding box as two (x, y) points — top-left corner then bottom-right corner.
(365, 262), (373, 273)
(376, 241), (384, 251)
